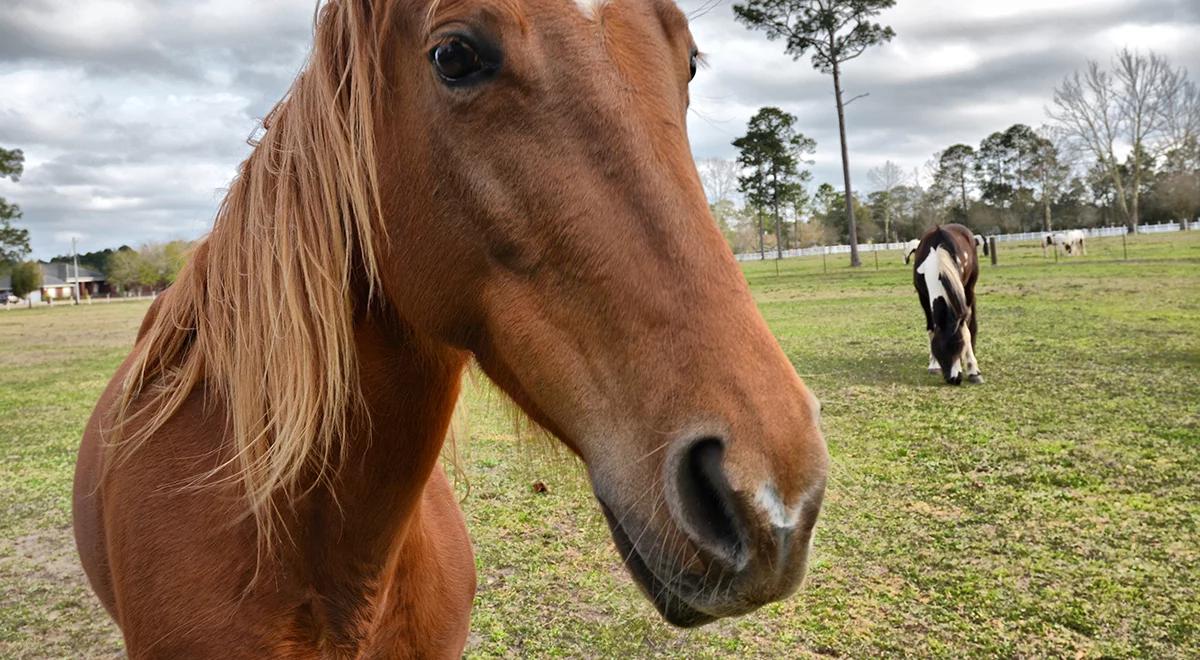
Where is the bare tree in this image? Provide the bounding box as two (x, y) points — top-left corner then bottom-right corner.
(1050, 49), (1189, 232)
(867, 160), (905, 241)
(697, 158), (742, 205)
(1028, 125), (1076, 233)
(1165, 78), (1200, 161)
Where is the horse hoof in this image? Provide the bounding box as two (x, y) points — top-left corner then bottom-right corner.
(968, 374), (984, 384)
(946, 375), (963, 386)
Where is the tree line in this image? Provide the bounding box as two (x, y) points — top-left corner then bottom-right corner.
(4, 241), (192, 300)
(47, 242), (191, 296)
(704, 47), (1199, 256)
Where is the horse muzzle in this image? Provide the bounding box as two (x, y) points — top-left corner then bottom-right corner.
(595, 435), (826, 627)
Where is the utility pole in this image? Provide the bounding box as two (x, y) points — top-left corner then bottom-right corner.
(72, 237), (81, 305)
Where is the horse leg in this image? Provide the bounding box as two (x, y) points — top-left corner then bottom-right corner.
(960, 325), (983, 384)
(926, 332), (940, 374)
(964, 279), (983, 383)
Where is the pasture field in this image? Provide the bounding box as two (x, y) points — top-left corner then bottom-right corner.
(1, 232), (1197, 658)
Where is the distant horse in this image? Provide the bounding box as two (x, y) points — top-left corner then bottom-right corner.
(72, 0), (828, 656)
(1044, 230), (1086, 257)
(1064, 229), (1087, 255)
(912, 224), (983, 385)
(974, 234), (990, 257)
(1043, 233), (1062, 256)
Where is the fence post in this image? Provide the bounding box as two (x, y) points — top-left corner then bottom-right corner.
(1122, 231), (1128, 260)
(873, 247), (879, 270)
(989, 237), (997, 266)
(822, 247), (827, 274)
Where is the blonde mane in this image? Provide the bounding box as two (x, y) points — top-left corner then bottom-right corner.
(112, 0), (385, 542)
(935, 247), (968, 319)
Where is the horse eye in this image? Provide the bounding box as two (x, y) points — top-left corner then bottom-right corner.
(431, 38), (484, 83)
(688, 49), (698, 82)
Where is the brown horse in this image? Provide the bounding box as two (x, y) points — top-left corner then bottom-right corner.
(72, 0), (829, 656)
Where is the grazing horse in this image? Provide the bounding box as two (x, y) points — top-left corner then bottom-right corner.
(72, 0), (828, 656)
(1043, 232), (1061, 256)
(1044, 231), (1086, 257)
(973, 234), (990, 257)
(912, 224), (983, 385)
(1064, 229), (1087, 255)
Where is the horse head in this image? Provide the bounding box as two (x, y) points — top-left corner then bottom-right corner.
(369, 0), (829, 626)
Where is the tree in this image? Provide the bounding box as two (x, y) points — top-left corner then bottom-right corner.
(1156, 82), (1200, 224)
(1050, 49), (1191, 232)
(697, 158), (742, 206)
(974, 124), (1044, 231)
(734, 0), (895, 267)
(106, 247), (143, 293)
(867, 160), (905, 241)
(106, 241), (193, 294)
(139, 241), (191, 288)
(816, 186), (876, 244)
(930, 144), (975, 222)
(0, 147), (29, 267)
(698, 159), (744, 248)
(50, 247), (123, 276)
(9, 260), (41, 299)
(733, 107), (816, 259)
(1032, 126), (1071, 232)
(888, 183), (930, 240)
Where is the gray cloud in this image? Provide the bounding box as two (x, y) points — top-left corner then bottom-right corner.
(1, 0), (1198, 258)
(683, 0), (1199, 183)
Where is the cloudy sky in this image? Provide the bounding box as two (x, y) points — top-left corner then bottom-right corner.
(1, 0), (1197, 258)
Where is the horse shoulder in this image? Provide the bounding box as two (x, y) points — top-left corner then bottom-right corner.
(79, 360), (314, 656)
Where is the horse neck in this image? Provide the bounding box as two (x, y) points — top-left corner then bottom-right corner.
(297, 314), (467, 571)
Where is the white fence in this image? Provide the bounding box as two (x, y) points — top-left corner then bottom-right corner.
(2, 293), (158, 311)
(733, 221), (1190, 262)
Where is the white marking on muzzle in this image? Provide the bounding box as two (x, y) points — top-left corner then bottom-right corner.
(573, 0), (607, 19)
(755, 482), (811, 529)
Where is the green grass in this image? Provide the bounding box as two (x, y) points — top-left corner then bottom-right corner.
(2, 233), (1198, 657)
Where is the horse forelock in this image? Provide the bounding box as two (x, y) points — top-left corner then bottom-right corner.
(112, 0), (392, 547)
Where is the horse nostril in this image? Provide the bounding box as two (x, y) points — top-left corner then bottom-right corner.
(674, 437), (746, 567)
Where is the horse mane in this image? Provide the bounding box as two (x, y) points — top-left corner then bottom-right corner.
(111, 0), (386, 543)
(932, 229), (968, 321)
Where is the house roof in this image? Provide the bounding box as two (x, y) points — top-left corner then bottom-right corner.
(38, 261), (106, 285)
(0, 263), (107, 293)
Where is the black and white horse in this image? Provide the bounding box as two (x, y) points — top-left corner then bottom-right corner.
(908, 235), (987, 264)
(913, 224), (983, 385)
(974, 234), (990, 257)
(1044, 230), (1086, 256)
